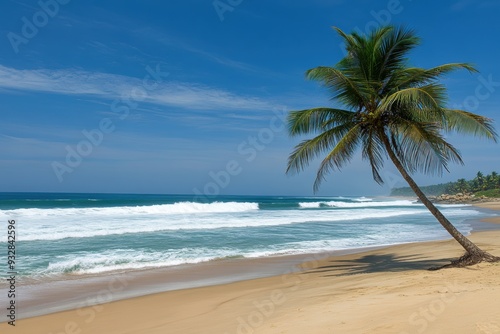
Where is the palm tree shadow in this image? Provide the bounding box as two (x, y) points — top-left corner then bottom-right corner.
(306, 253), (453, 277)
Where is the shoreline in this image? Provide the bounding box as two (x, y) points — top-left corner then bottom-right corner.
(2, 202), (500, 333)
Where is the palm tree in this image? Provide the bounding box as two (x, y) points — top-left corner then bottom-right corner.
(476, 171), (485, 191)
(491, 171), (499, 188)
(456, 178), (469, 194)
(485, 174), (494, 190)
(287, 25), (499, 268)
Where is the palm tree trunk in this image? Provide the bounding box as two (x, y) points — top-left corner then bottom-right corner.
(380, 134), (498, 266)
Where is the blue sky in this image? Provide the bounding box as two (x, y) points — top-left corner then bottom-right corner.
(0, 0), (499, 196)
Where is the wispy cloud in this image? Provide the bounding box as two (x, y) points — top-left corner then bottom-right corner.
(0, 65), (274, 111)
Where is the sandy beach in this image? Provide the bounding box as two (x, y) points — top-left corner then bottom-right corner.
(2, 203), (500, 334)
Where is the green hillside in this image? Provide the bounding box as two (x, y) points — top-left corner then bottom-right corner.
(390, 171), (500, 197)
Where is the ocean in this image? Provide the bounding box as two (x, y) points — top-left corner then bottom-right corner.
(0, 192), (487, 282)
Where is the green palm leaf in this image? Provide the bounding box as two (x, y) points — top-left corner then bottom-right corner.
(288, 108), (356, 136)
(313, 124), (362, 192)
(287, 122), (357, 176)
(443, 109), (498, 141)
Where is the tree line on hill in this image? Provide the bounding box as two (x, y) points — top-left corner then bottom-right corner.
(391, 171), (500, 197)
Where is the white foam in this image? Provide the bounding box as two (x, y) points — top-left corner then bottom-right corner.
(298, 202), (321, 208)
(352, 197), (373, 202)
(324, 199), (417, 208)
(299, 199), (416, 209)
(37, 248), (222, 275)
(1, 201), (259, 218)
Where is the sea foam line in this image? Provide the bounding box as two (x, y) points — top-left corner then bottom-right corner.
(0, 201), (259, 217)
(298, 199), (417, 208)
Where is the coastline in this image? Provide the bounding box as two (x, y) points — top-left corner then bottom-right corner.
(2, 202), (500, 333)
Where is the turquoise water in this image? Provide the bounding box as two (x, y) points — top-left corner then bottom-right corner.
(0, 192), (484, 280)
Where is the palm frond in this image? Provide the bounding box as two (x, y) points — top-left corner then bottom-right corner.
(425, 63), (477, 77)
(287, 108), (355, 136)
(361, 130), (386, 184)
(306, 66), (368, 108)
(383, 63), (477, 95)
(332, 26), (360, 55)
(377, 27), (420, 81)
(287, 122), (357, 176)
(443, 109), (498, 142)
(389, 120), (463, 175)
(313, 125), (362, 191)
(377, 84), (448, 116)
